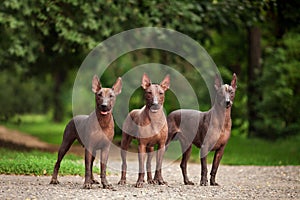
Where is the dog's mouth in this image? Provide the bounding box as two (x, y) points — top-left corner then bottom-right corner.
(149, 104), (161, 113)
(100, 110), (110, 115)
(225, 101), (233, 108)
(150, 108), (159, 113)
(98, 105), (111, 115)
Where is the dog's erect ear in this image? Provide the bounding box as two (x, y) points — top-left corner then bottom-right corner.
(160, 74), (170, 91)
(141, 73), (151, 89)
(231, 73), (237, 90)
(214, 74), (222, 90)
(112, 77), (122, 95)
(92, 75), (102, 93)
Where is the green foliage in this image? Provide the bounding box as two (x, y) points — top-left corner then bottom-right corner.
(0, 0), (299, 139)
(0, 70), (52, 120)
(254, 32), (300, 138)
(0, 148), (99, 175)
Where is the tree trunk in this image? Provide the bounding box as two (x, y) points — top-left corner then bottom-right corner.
(247, 26), (261, 137)
(53, 70), (66, 122)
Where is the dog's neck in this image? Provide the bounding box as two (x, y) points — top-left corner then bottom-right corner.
(210, 100), (232, 131)
(144, 106), (165, 120)
(95, 108), (113, 128)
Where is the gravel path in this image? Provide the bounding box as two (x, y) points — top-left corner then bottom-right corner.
(1, 161), (299, 200)
(1, 126), (299, 199)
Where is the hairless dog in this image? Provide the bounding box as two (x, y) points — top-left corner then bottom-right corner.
(50, 75), (122, 189)
(118, 73), (170, 188)
(166, 73), (237, 186)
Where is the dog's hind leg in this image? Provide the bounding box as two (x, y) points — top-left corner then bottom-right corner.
(118, 132), (132, 185)
(50, 122), (76, 184)
(146, 146), (155, 184)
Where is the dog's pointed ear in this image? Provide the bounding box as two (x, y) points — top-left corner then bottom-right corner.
(92, 75), (102, 93)
(214, 74), (222, 90)
(160, 74), (170, 91)
(112, 77), (122, 95)
(141, 73), (151, 89)
(231, 73), (237, 90)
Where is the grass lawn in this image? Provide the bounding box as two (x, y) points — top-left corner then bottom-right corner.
(0, 148), (100, 176)
(1, 114), (300, 168)
(165, 135), (300, 166)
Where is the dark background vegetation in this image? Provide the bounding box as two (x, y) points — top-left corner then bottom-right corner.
(0, 0), (299, 141)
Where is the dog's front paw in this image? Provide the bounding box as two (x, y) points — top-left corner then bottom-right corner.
(184, 180), (194, 185)
(92, 179), (100, 184)
(200, 179), (208, 186)
(147, 178), (156, 184)
(157, 179), (167, 185)
(50, 178), (59, 184)
(83, 183), (92, 189)
(135, 181), (144, 188)
(102, 183), (113, 189)
(210, 181), (220, 186)
(118, 179), (126, 185)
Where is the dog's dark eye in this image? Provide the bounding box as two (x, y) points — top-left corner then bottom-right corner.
(159, 92), (164, 95)
(97, 92), (102, 97)
(110, 94), (114, 98)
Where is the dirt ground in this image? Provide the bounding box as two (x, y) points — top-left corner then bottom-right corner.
(0, 126), (299, 199)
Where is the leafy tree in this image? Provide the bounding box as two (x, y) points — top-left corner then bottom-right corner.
(255, 32), (300, 138)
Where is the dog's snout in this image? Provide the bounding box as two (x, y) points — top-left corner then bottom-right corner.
(100, 102), (109, 111)
(152, 96), (158, 105)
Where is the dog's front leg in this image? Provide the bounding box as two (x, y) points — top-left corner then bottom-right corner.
(180, 144), (194, 185)
(146, 146), (155, 184)
(118, 132), (133, 185)
(91, 154), (100, 184)
(100, 146), (113, 189)
(153, 144), (167, 185)
(210, 146), (225, 186)
(136, 144), (146, 188)
(83, 149), (93, 189)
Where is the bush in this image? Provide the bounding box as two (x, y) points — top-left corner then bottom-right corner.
(255, 32), (300, 138)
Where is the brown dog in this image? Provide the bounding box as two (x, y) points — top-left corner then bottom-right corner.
(118, 73), (170, 188)
(166, 73), (237, 186)
(50, 75), (122, 189)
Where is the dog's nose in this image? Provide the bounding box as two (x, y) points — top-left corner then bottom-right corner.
(101, 104), (108, 110)
(225, 100), (231, 106)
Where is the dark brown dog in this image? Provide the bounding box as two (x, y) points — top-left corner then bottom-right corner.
(166, 73), (237, 186)
(50, 75), (122, 189)
(118, 73), (170, 188)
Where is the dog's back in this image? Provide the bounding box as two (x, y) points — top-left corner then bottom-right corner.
(167, 109), (210, 150)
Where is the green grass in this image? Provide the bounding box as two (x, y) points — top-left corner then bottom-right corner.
(220, 134), (300, 165)
(0, 148), (99, 176)
(2, 114), (300, 166)
(165, 135), (300, 166)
